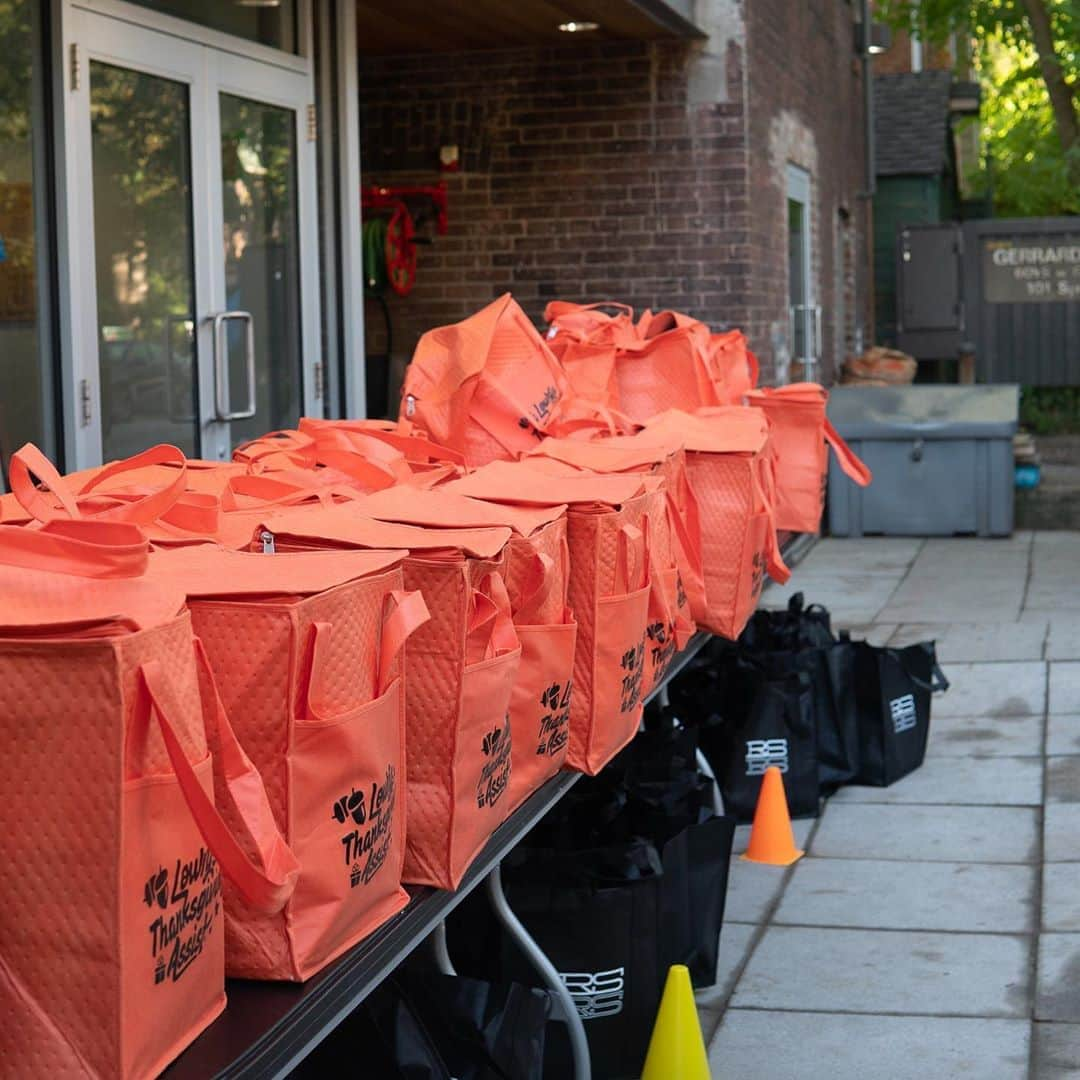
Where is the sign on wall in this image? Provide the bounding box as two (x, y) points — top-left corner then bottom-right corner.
(982, 235), (1080, 304)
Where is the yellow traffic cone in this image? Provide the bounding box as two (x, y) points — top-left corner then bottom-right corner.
(641, 964), (711, 1080)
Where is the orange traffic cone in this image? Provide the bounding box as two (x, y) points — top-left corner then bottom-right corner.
(641, 965), (711, 1080)
(741, 765), (804, 866)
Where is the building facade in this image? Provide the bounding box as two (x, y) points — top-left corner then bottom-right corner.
(0, 0), (874, 480)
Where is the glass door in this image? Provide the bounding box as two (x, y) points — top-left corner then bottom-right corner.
(786, 164), (819, 383)
(65, 6), (321, 466)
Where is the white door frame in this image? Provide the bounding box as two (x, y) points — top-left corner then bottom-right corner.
(58, 0), (321, 467)
(786, 163), (820, 378)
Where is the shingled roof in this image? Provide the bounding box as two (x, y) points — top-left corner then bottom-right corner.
(874, 71), (953, 177)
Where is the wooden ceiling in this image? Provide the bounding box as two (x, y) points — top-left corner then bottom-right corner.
(355, 0), (703, 55)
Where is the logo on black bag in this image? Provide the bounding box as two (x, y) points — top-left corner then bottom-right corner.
(889, 694), (918, 734)
(560, 967), (626, 1020)
(337, 765), (397, 888)
(477, 718), (512, 809)
(619, 641), (645, 714)
(538, 680), (572, 756)
(646, 619), (677, 682)
(745, 738), (789, 776)
(143, 846), (221, 986)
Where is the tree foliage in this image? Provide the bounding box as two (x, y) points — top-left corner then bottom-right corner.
(881, 0), (1080, 216)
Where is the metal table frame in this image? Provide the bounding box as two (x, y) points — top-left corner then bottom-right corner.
(166, 532), (815, 1078)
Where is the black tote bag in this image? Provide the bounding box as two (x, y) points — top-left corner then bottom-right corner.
(710, 659), (820, 822)
(850, 639), (948, 786)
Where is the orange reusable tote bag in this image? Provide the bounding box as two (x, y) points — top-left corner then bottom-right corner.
(150, 544), (428, 980)
(0, 520), (298, 1079)
(400, 293), (572, 466)
(252, 507), (522, 891)
(446, 462), (656, 775)
(355, 486), (577, 811)
(645, 408), (791, 640)
(746, 383), (872, 532)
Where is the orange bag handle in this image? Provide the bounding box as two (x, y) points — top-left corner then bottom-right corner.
(9, 443), (83, 521)
(614, 523), (647, 595)
(140, 646), (301, 914)
(514, 551), (557, 624)
(305, 589), (430, 719)
(754, 453), (791, 585)
(234, 430), (318, 470)
(0, 519), (148, 578)
(219, 474), (338, 511)
(303, 422), (466, 467)
(663, 488), (703, 595)
(746, 348), (760, 390)
(824, 418), (872, 486)
(467, 572), (519, 664)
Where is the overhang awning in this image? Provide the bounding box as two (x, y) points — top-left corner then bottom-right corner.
(355, 0), (705, 55)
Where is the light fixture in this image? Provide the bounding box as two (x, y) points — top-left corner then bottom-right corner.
(855, 21), (892, 55)
(236, 0), (282, 8)
(558, 20), (599, 33)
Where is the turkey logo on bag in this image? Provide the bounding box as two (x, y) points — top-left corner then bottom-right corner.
(336, 764), (398, 889)
(538, 680), (572, 757)
(477, 718), (512, 809)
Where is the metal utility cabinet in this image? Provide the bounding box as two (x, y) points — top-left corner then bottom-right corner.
(827, 385), (1019, 537)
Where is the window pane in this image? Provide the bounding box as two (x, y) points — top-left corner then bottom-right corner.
(90, 62), (199, 460)
(0, 0), (49, 481)
(220, 93), (302, 444)
(124, 0), (297, 53)
(788, 198), (807, 358)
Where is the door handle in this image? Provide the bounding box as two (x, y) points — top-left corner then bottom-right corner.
(211, 310), (256, 421)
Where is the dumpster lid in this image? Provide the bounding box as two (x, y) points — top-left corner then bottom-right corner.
(827, 385), (1019, 439)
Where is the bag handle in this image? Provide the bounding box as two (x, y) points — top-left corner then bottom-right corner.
(884, 646), (951, 694)
(79, 445), (189, 526)
(0, 518), (148, 578)
(9, 443), (83, 521)
(234, 430), (318, 470)
(140, 647), (300, 914)
(466, 572), (519, 663)
(614, 522), (647, 595)
(824, 418), (872, 487)
(753, 452), (791, 584)
(219, 474), (333, 512)
(305, 589), (430, 720)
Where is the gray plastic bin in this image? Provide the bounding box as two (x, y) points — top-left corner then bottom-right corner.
(827, 385), (1019, 537)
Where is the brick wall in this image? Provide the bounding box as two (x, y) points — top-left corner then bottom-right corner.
(357, 2), (869, 410)
(743, 0), (870, 378)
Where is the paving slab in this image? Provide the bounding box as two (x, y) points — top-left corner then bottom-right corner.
(813, 802), (1039, 864)
(927, 713), (1043, 758)
(787, 537), (923, 575)
(1043, 864), (1080, 932)
(732, 818), (815, 856)
(891, 621), (1047, 662)
(1046, 756), (1080, 803)
(1047, 714), (1080, 757)
(1045, 618), (1080, 662)
(829, 755), (1043, 807)
(878, 545), (1029, 624)
(935, 661), (1046, 718)
(1045, 804), (1080, 863)
(731, 925), (1032, 1016)
(708, 1011), (1030, 1080)
(694, 922), (756, 1042)
(1026, 534), (1080, 611)
(1050, 662), (1080, 714)
(1037, 934), (1080, 1021)
(724, 858), (790, 924)
(774, 857), (1035, 933)
(763, 572), (899, 624)
(1033, 1021), (1080, 1078)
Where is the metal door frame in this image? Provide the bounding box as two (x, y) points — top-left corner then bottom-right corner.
(57, 0), (321, 467)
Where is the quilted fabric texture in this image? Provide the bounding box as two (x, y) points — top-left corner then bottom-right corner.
(401, 550), (516, 889)
(0, 613), (223, 1079)
(188, 568), (405, 980)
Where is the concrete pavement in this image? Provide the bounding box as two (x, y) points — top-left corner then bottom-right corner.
(699, 532), (1080, 1079)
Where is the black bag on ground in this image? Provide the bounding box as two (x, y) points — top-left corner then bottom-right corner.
(740, 592), (834, 653)
(692, 656), (819, 821)
(294, 964), (551, 1080)
(848, 639), (948, 786)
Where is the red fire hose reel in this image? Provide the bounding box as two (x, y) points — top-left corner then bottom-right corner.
(361, 182), (448, 297)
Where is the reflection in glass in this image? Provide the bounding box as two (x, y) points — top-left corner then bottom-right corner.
(788, 198), (807, 359)
(0, 0), (47, 480)
(220, 93), (301, 445)
(123, 0), (297, 53)
(90, 62), (198, 460)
